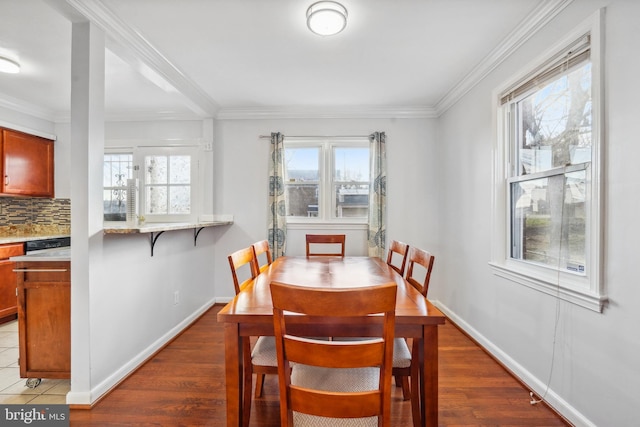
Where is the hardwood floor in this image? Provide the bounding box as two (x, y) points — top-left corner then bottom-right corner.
(69, 305), (569, 426)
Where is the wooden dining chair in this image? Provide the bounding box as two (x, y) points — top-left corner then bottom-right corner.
(386, 240), (410, 276)
(305, 234), (346, 257)
(252, 239), (273, 274)
(227, 247), (278, 426)
(270, 281), (397, 427)
(392, 246), (436, 427)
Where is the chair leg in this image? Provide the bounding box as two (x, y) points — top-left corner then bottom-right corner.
(254, 373), (266, 398)
(401, 375), (411, 401)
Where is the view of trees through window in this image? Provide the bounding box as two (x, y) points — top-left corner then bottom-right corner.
(510, 60), (592, 272)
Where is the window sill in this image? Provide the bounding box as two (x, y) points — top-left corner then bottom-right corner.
(489, 261), (607, 313)
(286, 221), (367, 231)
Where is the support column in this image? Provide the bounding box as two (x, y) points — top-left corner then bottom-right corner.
(68, 20), (105, 405)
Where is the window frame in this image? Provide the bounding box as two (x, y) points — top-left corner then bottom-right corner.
(283, 137), (371, 224)
(104, 142), (203, 224)
(490, 10), (606, 312)
(103, 152), (134, 222)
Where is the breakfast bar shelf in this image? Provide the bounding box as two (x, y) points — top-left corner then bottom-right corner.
(103, 216), (233, 256)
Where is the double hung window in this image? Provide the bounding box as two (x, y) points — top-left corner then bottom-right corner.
(491, 12), (605, 312)
(283, 138), (370, 222)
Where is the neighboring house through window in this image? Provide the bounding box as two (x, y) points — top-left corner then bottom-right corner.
(283, 137), (370, 222)
(490, 11), (606, 312)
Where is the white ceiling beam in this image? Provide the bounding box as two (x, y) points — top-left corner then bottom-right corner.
(63, 0), (219, 118)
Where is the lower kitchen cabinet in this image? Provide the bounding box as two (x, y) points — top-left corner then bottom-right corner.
(16, 260), (70, 380)
(0, 243), (24, 322)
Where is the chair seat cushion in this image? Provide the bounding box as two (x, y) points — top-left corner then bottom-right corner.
(291, 365), (379, 427)
(251, 336), (278, 366)
(392, 338), (412, 368)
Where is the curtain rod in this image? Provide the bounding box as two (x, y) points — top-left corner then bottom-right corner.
(259, 134), (373, 139)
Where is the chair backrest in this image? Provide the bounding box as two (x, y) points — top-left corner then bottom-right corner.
(405, 247), (435, 298)
(270, 281), (397, 427)
(305, 234), (346, 257)
(252, 240), (273, 273)
(386, 240), (409, 276)
(227, 246), (258, 294)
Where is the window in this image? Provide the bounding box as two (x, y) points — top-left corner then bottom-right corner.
(284, 138), (370, 222)
(491, 12), (606, 312)
(104, 145), (200, 223)
(103, 153), (133, 221)
(143, 153), (192, 216)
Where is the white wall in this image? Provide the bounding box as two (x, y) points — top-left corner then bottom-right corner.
(212, 117), (439, 298)
(433, 1), (640, 425)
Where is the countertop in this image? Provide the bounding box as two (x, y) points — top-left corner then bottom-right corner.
(103, 215), (233, 234)
(10, 246), (71, 262)
(0, 234), (70, 246)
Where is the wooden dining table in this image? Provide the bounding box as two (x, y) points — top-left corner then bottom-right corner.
(217, 256), (446, 427)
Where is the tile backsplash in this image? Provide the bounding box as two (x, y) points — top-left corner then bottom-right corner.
(0, 197), (70, 236)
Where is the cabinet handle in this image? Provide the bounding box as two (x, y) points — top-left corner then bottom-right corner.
(4, 175), (8, 186)
(13, 269), (68, 272)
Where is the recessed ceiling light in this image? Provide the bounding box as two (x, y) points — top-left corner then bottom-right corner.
(306, 1), (348, 36)
(0, 56), (20, 74)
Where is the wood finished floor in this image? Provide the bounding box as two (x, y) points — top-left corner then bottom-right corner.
(69, 305), (570, 426)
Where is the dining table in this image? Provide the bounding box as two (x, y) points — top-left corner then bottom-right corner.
(217, 255), (446, 427)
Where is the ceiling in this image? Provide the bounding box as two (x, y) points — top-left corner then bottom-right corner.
(0, 0), (562, 122)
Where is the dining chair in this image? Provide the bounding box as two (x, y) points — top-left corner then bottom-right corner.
(252, 239), (273, 274)
(270, 281), (397, 427)
(386, 239), (410, 276)
(392, 246), (436, 427)
(305, 234), (346, 257)
(227, 247), (278, 426)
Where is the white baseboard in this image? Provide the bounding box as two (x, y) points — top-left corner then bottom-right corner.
(66, 297), (217, 405)
(432, 299), (596, 427)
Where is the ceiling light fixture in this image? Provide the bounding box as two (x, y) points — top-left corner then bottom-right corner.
(0, 56), (20, 74)
(306, 1), (348, 36)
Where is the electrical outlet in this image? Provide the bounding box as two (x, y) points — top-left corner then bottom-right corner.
(173, 291), (179, 305)
(204, 142), (213, 151)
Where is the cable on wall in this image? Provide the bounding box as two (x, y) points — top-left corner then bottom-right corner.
(529, 173), (567, 406)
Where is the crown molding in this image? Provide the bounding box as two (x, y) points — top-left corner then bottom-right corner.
(16, 0), (572, 124)
(435, 0), (574, 115)
(65, 0), (219, 117)
(216, 105), (438, 120)
(0, 92), (59, 123)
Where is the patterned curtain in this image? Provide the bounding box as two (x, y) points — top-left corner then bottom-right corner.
(367, 131), (387, 258)
(268, 132), (287, 258)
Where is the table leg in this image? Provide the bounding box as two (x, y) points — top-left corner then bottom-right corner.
(422, 325), (439, 427)
(224, 323), (243, 427)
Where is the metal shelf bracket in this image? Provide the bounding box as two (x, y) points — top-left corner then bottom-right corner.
(150, 231), (165, 256)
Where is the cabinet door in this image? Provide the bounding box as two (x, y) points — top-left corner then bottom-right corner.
(17, 261), (70, 379)
(1, 129), (54, 197)
(0, 243), (23, 320)
(0, 260), (18, 319)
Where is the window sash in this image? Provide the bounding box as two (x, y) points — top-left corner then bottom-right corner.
(490, 10), (605, 312)
(284, 138), (370, 222)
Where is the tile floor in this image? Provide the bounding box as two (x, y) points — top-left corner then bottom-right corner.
(0, 319), (70, 404)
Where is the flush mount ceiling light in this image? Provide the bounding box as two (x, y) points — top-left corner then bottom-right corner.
(0, 56), (20, 74)
(306, 1), (348, 36)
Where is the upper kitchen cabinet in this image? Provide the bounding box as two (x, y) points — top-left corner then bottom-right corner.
(0, 128), (54, 198)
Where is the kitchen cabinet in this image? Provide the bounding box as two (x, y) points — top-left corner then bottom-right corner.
(0, 243), (24, 322)
(1, 128), (54, 197)
(16, 260), (70, 381)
